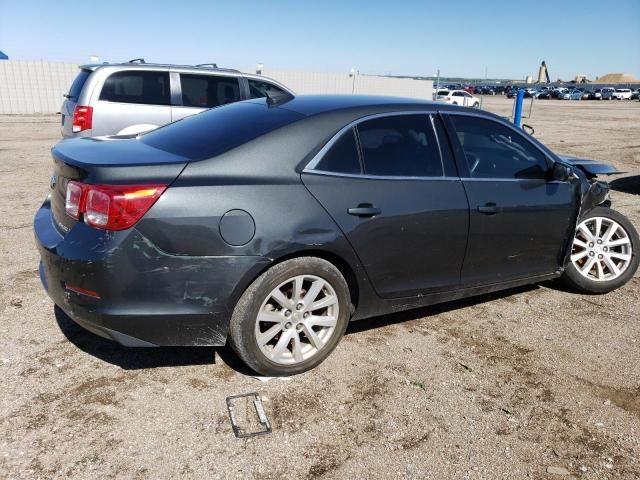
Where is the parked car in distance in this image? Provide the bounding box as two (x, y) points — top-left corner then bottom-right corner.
(437, 89), (480, 107)
(581, 90), (592, 100)
(613, 88), (633, 100)
(60, 59), (294, 138)
(630, 89), (640, 100)
(477, 86), (497, 95)
(561, 89), (584, 100)
(35, 95), (639, 376)
(588, 89), (603, 100)
(536, 91), (552, 100)
(601, 87), (616, 100)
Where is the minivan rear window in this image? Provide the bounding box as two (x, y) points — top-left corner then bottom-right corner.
(140, 101), (305, 160)
(68, 70), (91, 99)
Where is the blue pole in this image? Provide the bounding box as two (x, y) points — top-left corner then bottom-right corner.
(513, 89), (525, 127)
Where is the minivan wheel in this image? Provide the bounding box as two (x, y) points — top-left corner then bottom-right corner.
(229, 257), (350, 376)
(562, 207), (639, 294)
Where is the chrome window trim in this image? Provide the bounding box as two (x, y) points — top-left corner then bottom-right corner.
(429, 114), (446, 175)
(303, 110), (441, 176)
(304, 170), (462, 181)
(459, 177), (550, 183)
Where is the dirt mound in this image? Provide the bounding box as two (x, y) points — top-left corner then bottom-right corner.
(594, 73), (637, 84)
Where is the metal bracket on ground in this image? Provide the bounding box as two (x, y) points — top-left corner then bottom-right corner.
(226, 392), (272, 438)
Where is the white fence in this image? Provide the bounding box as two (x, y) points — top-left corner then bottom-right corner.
(261, 69), (433, 99)
(0, 61), (434, 114)
(0, 60), (78, 114)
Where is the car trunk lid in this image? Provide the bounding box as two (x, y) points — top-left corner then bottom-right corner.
(50, 136), (190, 234)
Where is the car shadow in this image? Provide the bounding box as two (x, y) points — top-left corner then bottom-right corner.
(54, 305), (255, 374)
(609, 175), (640, 195)
(55, 283), (544, 373)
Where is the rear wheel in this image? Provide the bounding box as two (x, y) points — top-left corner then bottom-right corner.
(229, 257), (350, 376)
(562, 207), (639, 293)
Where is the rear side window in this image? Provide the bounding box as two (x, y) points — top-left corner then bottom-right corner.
(68, 70), (91, 99)
(315, 129), (361, 174)
(180, 74), (241, 108)
(450, 115), (548, 179)
(357, 115), (443, 177)
(248, 79), (288, 99)
(100, 71), (170, 105)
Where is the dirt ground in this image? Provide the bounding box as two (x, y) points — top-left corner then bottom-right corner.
(1, 97), (639, 479)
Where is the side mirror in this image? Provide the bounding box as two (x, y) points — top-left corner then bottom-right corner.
(551, 163), (570, 181)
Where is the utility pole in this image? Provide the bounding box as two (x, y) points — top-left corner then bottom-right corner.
(434, 69), (440, 100)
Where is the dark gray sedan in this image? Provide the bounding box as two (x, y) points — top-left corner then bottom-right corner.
(34, 95), (639, 375)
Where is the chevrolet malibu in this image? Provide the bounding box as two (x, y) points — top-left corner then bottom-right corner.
(34, 95), (639, 376)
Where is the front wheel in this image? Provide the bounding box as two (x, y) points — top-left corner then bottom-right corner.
(562, 207), (639, 293)
(229, 257), (350, 376)
(472, 102), (480, 109)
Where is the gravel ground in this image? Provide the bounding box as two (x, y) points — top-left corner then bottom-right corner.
(1, 97), (639, 479)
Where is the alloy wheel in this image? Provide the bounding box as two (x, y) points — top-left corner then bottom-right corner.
(571, 217), (633, 282)
(254, 275), (339, 365)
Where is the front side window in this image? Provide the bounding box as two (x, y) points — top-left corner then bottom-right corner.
(450, 115), (548, 179)
(100, 71), (170, 105)
(248, 79), (288, 99)
(180, 75), (240, 108)
(357, 115), (442, 177)
(315, 129), (361, 174)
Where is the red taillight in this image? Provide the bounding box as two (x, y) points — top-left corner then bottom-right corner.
(64, 182), (167, 230)
(65, 181), (85, 219)
(72, 105), (93, 133)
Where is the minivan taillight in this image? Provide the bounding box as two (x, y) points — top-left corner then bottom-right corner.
(72, 105), (93, 133)
(65, 182), (167, 230)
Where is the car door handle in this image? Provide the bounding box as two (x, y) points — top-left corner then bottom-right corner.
(477, 203), (499, 214)
(348, 204), (381, 217)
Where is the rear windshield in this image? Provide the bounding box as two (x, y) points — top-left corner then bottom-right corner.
(140, 100), (305, 160)
(68, 70), (91, 99)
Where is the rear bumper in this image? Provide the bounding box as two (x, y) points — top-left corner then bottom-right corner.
(34, 198), (270, 346)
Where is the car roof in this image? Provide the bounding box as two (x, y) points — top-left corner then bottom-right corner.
(77, 62), (294, 94)
(247, 94), (444, 117)
(79, 62), (240, 74)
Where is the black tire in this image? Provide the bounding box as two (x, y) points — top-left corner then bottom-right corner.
(473, 102), (480, 109)
(562, 207), (639, 294)
(229, 257), (350, 376)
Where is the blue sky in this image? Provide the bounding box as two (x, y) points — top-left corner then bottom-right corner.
(1, 0), (639, 80)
